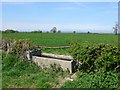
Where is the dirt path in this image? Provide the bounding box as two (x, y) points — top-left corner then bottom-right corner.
(54, 73), (77, 88)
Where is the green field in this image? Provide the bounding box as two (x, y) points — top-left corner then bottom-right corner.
(2, 33), (118, 54)
(2, 33), (118, 46)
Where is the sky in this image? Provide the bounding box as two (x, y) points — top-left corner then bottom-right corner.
(1, 2), (118, 33)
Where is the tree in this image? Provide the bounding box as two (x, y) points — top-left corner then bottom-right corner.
(113, 23), (118, 35)
(87, 31), (90, 34)
(46, 31), (49, 33)
(73, 31), (76, 34)
(58, 30), (61, 33)
(39, 30), (42, 33)
(50, 27), (57, 33)
(3, 29), (19, 33)
(31, 30), (42, 33)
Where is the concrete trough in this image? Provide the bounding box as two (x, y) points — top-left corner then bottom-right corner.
(26, 50), (76, 74)
(32, 56), (76, 73)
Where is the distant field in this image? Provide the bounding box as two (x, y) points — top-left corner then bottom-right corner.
(2, 33), (118, 46)
(2, 33), (118, 54)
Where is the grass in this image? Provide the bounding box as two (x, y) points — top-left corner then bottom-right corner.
(2, 52), (69, 88)
(2, 33), (118, 54)
(0, 51), (2, 89)
(2, 52), (119, 88)
(42, 48), (69, 55)
(2, 33), (119, 88)
(2, 49), (119, 88)
(2, 33), (118, 46)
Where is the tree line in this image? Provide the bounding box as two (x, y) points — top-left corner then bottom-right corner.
(1, 23), (119, 34)
(2, 29), (19, 33)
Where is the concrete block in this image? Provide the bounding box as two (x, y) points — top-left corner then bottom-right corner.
(32, 56), (76, 74)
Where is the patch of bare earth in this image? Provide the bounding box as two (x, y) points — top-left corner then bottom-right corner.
(53, 73), (77, 88)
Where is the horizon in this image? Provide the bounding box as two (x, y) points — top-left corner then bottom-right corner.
(1, 2), (118, 33)
(1, 28), (118, 33)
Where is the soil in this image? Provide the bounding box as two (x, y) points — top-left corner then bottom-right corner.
(54, 73), (77, 88)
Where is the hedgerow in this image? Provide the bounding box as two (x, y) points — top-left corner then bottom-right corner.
(64, 42), (120, 88)
(62, 71), (119, 88)
(69, 42), (120, 73)
(2, 39), (32, 59)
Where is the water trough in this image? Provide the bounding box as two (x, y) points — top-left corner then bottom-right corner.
(26, 50), (77, 74)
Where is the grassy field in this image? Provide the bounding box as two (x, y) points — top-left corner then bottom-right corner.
(2, 33), (118, 54)
(2, 33), (118, 46)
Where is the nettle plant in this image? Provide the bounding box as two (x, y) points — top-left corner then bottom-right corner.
(69, 42), (120, 72)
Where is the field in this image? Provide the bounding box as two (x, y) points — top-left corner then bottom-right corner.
(2, 33), (118, 54)
(2, 33), (118, 46)
(2, 32), (119, 88)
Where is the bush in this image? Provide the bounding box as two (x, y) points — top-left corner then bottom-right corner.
(62, 71), (119, 88)
(2, 39), (32, 58)
(69, 42), (120, 72)
(62, 42), (120, 88)
(2, 29), (19, 33)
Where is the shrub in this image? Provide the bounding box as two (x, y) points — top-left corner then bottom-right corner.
(2, 29), (19, 33)
(62, 71), (119, 88)
(2, 39), (32, 58)
(69, 42), (120, 72)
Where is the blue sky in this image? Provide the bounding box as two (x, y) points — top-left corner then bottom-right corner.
(2, 2), (118, 33)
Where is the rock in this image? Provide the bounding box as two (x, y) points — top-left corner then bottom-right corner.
(65, 77), (73, 81)
(70, 73), (77, 79)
